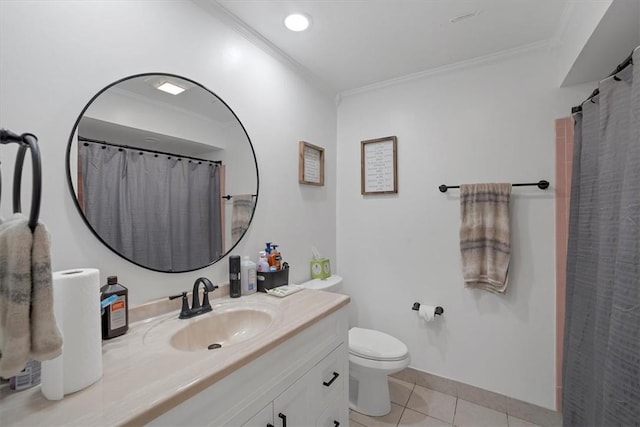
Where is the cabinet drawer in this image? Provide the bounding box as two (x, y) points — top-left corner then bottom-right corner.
(309, 343), (347, 410)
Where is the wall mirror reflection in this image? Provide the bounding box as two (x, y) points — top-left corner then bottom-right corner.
(66, 73), (259, 272)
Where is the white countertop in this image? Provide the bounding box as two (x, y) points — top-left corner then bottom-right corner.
(0, 290), (349, 426)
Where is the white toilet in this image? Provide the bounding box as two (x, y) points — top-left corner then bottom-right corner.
(300, 275), (410, 417)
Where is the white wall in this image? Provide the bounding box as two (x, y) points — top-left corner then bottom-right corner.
(0, 1), (336, 304)
(553, 0), (612, 86)
(336, 48), (593, 409)
(83, 88), (229, 150)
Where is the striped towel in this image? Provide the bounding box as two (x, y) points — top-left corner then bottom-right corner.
(459, 183), (512, 293)
(0, 214), (63, 378)
(231, 195), (255, 244)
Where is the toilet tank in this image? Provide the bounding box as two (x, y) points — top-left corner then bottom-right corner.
(299, 275), (344, 293)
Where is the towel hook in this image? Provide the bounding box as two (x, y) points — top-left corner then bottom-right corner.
(1, 129), (42, 232)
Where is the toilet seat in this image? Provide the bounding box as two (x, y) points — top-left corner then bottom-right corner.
(349, 327), (408, 361)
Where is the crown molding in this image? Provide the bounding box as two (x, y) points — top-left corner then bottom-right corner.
(339, 39), (552, 98)
(549, 2), (577, 49)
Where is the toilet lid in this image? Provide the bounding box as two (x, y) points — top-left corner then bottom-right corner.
(349, 327), (408, 361)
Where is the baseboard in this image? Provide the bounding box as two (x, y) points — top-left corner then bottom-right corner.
(391, 367), (562, 427)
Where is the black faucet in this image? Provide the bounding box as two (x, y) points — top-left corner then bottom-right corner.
(169, 277), (219, 319)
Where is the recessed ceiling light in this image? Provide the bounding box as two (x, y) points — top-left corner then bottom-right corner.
(156, 81), (186, 95)
(284, 13), (310, 32)
(450, 11), (479, 24)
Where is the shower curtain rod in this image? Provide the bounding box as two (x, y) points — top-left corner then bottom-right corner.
(78, 136), (222, 165)
(221, 194), (257, 200)
(571, 50), (635, 114)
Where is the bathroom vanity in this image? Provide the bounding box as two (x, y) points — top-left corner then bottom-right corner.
(0, 290), (349, 426)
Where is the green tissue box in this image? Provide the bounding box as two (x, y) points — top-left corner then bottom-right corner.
(310, 258), (331, 279)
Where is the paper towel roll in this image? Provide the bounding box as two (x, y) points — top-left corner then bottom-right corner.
(418, 305), (436, 322)
(41, 269), (102, 400)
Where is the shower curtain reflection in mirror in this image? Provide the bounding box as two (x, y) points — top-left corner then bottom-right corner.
(77, 140), (223, 271)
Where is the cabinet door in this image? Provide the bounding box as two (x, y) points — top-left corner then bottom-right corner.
(273, 374), (313, 427)
(243, 402), (274, 427)
(309, 344), (346, 410)
(315, 393), (348, 427)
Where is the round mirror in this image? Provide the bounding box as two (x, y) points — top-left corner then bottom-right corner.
(66, 73), (259, 272)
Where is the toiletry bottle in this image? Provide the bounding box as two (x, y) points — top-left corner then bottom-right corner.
(229, 255), (241, 298)
(241, 256), (257, 295)
(265, 242), (272, 255)
(9, 359), (41, 391)
(100, 276), (129, 339)
(268, 244), (282, 270)
(256, 251), (270, 272)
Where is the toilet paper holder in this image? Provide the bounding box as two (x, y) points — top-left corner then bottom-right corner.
(412, 302), (444, 316)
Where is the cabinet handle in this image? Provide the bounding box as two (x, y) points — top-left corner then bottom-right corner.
(323, 372), (340, 387)
(334, 422), (340, 426)
(278, 412), (287, 427)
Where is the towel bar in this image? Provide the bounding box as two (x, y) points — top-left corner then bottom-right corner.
(438, 180), (549, 193)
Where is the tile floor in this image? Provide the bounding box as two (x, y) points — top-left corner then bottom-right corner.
(349, 377), (542, 427)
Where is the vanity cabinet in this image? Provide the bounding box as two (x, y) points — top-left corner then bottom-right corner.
(242, 402), (272, 427)
(242, 344), (347, 427)
(150, 306), (348, 427)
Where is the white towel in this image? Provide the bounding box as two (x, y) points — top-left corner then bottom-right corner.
(232, 195), (254, 243)
(459, 183), (512, 294)
(0, 214), (62, 378)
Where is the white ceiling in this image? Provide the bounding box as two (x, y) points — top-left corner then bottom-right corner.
(209, 0), (571, 94)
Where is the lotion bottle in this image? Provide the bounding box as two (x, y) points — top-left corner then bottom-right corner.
(256, 251), (270, 272)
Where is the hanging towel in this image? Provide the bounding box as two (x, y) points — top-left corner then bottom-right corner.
(0, 214), (62, 378)
(231, 195), (254, 243)
(459, 183), (512, 294)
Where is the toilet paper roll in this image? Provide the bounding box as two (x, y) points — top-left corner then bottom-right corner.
(41, 269), (102, 400)
(418, 304), (436, 322)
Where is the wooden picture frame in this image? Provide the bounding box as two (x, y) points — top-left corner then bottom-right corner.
(299, 141), (325, 186)
(361, 136), (397, 195)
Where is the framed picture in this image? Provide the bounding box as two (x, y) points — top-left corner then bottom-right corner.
(299, 141), (325, 186)
(361, 136), (397, 195)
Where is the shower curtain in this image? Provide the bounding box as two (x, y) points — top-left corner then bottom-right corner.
(563, 48), (639, 426)
(79, 141), (223, 272)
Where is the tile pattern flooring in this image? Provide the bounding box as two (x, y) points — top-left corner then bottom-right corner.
(349, 377), (542, 427)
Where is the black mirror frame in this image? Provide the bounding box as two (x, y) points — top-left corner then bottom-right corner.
(65, 72), (259, 273)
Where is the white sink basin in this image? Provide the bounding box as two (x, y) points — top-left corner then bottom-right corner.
(169, 302), (277, 352)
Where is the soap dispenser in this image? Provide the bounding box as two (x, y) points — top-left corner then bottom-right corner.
(268, 244), (282, 270)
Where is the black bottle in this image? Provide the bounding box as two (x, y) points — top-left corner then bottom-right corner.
(229, 255), (241, 298)
(100, 276), (129, 339)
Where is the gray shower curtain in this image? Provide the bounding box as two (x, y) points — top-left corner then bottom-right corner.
(79, 141), (223, 272)
(563, 48), (639, 426)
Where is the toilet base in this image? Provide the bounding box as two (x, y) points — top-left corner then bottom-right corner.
(349, 372), (392, 417)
